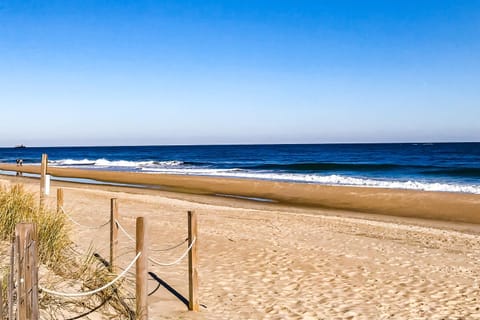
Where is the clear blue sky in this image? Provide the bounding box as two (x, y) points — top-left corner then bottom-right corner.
(0, 0), (479, 146)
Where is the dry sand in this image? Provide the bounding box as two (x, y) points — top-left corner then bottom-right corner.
(1, 173), (480, 319)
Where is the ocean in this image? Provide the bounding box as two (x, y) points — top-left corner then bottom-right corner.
(1, 143), (479, 194)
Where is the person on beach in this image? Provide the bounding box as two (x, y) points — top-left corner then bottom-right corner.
(16, 159), (23, 176)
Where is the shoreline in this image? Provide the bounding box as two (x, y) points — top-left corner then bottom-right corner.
(1, 164), (479, 224)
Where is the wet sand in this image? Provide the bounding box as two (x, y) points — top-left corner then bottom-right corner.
(1, 164), (480, 223)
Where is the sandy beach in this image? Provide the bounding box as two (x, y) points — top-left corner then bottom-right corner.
(1, 172), (480, 319)
(2, 0), (479, 318)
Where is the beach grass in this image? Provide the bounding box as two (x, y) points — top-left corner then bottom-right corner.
(0, 184), (70, 265)
(0, 184), (134, 318)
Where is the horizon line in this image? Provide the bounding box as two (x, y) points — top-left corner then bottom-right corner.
(1, 140), (479, 148)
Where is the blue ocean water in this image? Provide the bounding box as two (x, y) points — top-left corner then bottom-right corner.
(1, 143), (479, 194)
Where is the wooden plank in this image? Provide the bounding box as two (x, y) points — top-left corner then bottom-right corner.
(56, 188), (64, 214)
(109, 198), (119, 273)
(39, 154), (48, 207)
(188, 211), (199, 311)
(136, 217), (148, 319)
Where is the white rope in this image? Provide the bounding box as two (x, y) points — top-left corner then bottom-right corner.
(151, 238), (188, 252)
(115, 219), (188, 252)
(39, 252), (141, 298)
(115, 219), (136, 243)
(148, 238), (196, 267)
(61, 206), (111, 230)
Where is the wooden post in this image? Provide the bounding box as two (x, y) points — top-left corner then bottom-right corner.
(39, 154), (48, 207)
(24, 231), (32, 320)
(8, 241), (14, 320)
(109, 198), (119, 273)
(15, 233), (25, 320)
(188, 211), (199, 311)
(15, 223), (37, 320)
(28, 239), (39, 319)
(24, 232), (31, 320)
(56, 188), (64, 214)
(136, 217), (148, 319)
(0, 277), (3, 320)
(22, 231), (38, 320)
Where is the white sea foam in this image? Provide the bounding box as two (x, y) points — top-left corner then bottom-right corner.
(49, 158), (184, 168)
(142, 167), (241, 174)
(142, 168), (480, 194)
(47, 158), (480, 194)
(49, 159), (96, 166)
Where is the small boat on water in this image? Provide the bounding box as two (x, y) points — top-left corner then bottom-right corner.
(14, 144), (26, 149)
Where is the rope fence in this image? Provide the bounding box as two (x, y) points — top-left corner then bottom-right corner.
(148, 238), (196, 267)
(107, 216), (196, 269)
(116, 219), (190, 253)
(1, 160), (200, 320)
(39, 252), (142, 298)
(56, 187), (200, 313)
(115, 219), (136, 243)
(60, 206), (111, 230)
(61, 206), (193, 266)
(151, 238), (188, 252)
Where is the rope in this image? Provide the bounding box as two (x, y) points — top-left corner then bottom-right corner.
(116, 219), (196, 266)
(115, 220), (188, 251)
(151, 238), (188, 252)
(148, 238), (196, 267)
(39, 252), (141, 298)
(61, 206), (111, 230)
(116, 220), (136, 243)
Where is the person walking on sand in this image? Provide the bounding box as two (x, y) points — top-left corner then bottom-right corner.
(16, 159), (23, 176)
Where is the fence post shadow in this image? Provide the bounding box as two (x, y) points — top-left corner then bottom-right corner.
(148, 272), (189, 307)
(93, 253), (200, 310)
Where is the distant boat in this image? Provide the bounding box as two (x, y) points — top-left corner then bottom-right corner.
(14, 144), (26, 149)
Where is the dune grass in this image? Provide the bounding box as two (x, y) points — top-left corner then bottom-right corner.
(0, 184), (70, 265)
(0, 184), (134, 319)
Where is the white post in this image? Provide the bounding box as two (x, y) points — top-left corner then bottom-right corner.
(40, 154), (48, 207)
(44, 175), (51, 196)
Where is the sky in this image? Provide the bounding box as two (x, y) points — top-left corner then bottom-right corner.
(0, 0), (479, 146)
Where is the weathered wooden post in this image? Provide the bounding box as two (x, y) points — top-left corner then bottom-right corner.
(8, 241), (14, 320)
(56, 188), (64, 214)
(15, 234), (24, 320)
(28, 237), (39, 319)
(15, 223), (27, 320)
(39, 154), (48, 207)
(188, 211), (199, 311)
(0, 276), (3, 320)
(15, 223), (38, 320)
(24, 232), (32, 320)
(109, 198), (119, 273)
(136, 217), (148, 319)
